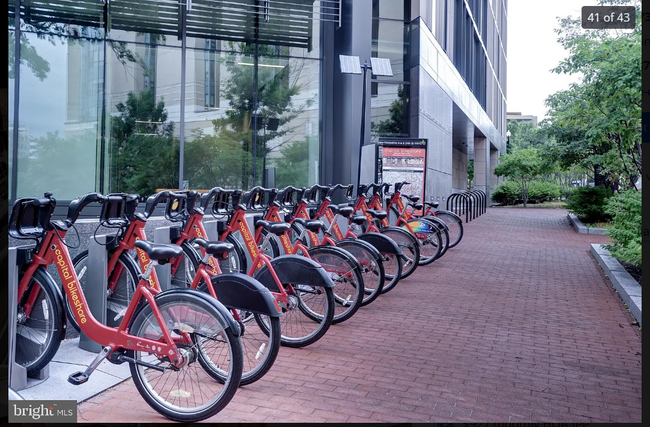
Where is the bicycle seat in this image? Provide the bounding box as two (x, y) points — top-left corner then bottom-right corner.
(134, 240), (184, 261)
(424, 201), (439, 209)
(365, 209), (388, 221)
(293, 218), (324, 232)
(329, 205), (354, 217)
(408, 202), (424, 211)
(350, 215), (367, 225)
(255, 220), (291, 236)
(193, 238), (234, 255)
(404, 195), (420, 203)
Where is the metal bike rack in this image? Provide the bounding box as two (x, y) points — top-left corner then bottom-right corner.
(446, 189), (487, 223)
(153, 226), (175, 291)
(9, 245), (50, 391)
(79, 235), (110, 353)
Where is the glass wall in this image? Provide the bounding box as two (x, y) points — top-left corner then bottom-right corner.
(8, 0), (323, 201)
(371, 0), (410, 141)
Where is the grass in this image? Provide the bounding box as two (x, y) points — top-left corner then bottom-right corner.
(584, 221), (612, 229)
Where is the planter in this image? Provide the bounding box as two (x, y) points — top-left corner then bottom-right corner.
(591, 244), (642, 327)
(567, 213), (609, 235)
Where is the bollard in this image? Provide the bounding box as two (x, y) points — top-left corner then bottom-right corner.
(9, 246), (50, 390)
(79, 235), (109, 353)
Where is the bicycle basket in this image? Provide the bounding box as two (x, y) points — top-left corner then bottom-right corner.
(9, 197), (57, 239)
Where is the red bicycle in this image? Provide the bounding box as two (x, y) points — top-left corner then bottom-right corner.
(201, 187), (336, 348)
(245, 186), (367, 322)
(11, 192), (244, 422)
(366, 182), (446, 264)
(69, 191), (282, 386)
(388, 181), (464, 249)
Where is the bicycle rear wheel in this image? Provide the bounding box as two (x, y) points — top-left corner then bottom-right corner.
(379, 227), (420, 280)
(307, 246), (364, 324)
(335, 239), (385, 306)
(129, 291), (243, 422)
(429, 211), (464, 248)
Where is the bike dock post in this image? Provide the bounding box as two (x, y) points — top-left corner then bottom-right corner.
(80, 235), (110, 353)
(10, 245), (50, 390)
(203, 220), (221, 241)
(153, 226), (175, 291)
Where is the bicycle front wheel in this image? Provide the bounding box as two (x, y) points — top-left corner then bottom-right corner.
(129, 291), (243, 422)
(429, 211), (464, 248)
(16, 267), (65, 375)
(335, 239), (385, 306)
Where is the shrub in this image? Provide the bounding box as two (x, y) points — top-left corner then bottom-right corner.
(604, 190), (641, 267)
(565, 185), (613, 223)
(528, 180), (562, 203)
(491, 180), (520, 205)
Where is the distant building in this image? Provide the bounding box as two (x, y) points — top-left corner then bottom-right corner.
(507, 112), (538, 126)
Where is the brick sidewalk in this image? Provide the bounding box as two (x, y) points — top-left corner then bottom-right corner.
(77, 207), (642, 423)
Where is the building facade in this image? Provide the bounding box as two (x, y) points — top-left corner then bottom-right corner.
(8, 0), (506, 206)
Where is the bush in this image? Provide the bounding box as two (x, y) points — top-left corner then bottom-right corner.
(492, 180), (562, 205)
(604, 190), (641, 267)
(528, 180), (562, 203)
(565, 185), (613, 223)
(491, 180), (521, 205)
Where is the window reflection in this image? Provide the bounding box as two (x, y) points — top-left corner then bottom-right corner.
(371, 83), (409, 141)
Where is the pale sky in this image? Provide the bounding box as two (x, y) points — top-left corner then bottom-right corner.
(506, 0), (600, 122)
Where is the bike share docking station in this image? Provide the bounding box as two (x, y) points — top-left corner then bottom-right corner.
(9, 245), (50, 391)
(79, 234), (115, 353)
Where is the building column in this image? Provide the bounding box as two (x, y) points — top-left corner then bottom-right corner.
(490, 145), (499, 202)
(473, 136), (489, 198)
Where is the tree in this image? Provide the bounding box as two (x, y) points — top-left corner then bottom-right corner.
(109, 90), (179, 197)
(543, 0), (641, 190)
(371, 85), (407, 139)
(494, 148), (549, 207)
(273, 140), (310, 187)
(506, 121), (550, 153)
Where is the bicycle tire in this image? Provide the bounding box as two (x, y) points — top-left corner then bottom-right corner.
(257, 229), (282, 258)
(335, 239), (385, 306)
(307, 245), (364, 324)
(68, 251), (139, 332)
(253, 267), (335, 348)
(429, 211), (464, 248)
(218, 234), (248, 274)
(16, 267), (66, 375)
(379, 227), (420, 280)
(128, 290), (243, 422)
(422, 216), (450, 258)
(387, 205), (401, 227)
(403, 218), (443, 266)
(182, 245), (282, 387)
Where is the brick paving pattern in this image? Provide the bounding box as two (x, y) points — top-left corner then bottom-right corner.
(77, 207), (642, 423)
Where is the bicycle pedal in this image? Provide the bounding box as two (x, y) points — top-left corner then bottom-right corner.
(67, 371), (89, 385)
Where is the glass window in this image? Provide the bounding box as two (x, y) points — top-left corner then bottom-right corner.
(183, 43), (320, 190)
(105, 42), (181, 196)
(370, 83), (409, 141)
(372, 19), (408, 82)
(15, 32), (103, 199)
(8, 29), (15, 196)
(372, 0), (407, 21)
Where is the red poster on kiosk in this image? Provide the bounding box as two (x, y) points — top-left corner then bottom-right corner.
(378, 139), (427, 202)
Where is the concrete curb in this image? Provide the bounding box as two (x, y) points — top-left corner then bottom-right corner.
(567, 213), (609, 235)
(591, 244), (642, 327)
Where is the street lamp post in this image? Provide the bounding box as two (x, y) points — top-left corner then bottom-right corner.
(339, 55), (393, 187)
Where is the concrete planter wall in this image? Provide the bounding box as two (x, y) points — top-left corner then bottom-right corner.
(591, 244), (642, 327)
(567, 213), (609, 235)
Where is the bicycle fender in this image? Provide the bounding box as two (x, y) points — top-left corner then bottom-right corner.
(336, 238), (381, 261)
(209, 273), (282, 318)
(357, 232), (402, 255)
(253, 255), (336, 292)
(35, 267), (66, 310)
(156, 288), (241, 336)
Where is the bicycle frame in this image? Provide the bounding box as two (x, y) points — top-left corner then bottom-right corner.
(18, 228), (188, 366)
(218, 207), (291, 305)
(367, 191), (425, 239)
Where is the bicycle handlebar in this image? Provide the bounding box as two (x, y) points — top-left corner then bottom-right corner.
(394, 181), (410, 193)
(200, 187), (243, 215)
(144, 190), (187, 219)
(9, 192), (58, 238)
